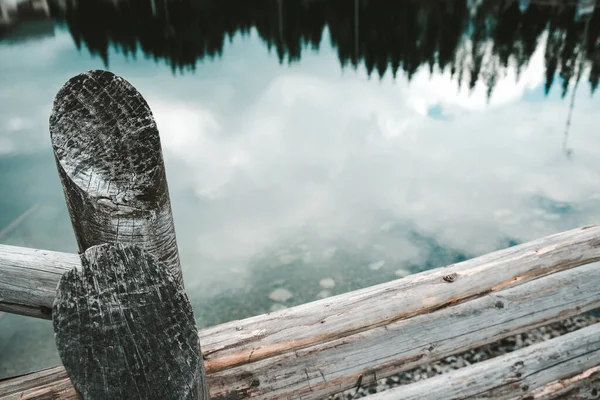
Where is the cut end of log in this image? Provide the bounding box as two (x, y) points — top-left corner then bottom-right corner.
(52, 243), (206, 399)
(49, 69), (165, 201)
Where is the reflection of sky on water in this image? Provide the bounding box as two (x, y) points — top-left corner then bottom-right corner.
(1, 25), (600, 376)
(2, 25), (600, 291)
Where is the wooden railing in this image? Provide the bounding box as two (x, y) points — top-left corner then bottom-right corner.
(0, 70), (599, 400)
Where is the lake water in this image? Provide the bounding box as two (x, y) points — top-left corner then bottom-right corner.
(1, 0), (599, 378)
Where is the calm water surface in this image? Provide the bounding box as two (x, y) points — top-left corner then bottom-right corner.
(1, 0), (600, 377)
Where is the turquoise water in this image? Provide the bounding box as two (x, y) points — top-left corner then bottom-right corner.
(1, 0), (600, 378)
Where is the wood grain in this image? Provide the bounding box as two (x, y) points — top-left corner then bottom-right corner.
(2, 260), (599, 399)
(52, 244), (207, 400)
(0, 245), (79, 318)
(49, 70), (183, 285)
(362, 323), (600, 400)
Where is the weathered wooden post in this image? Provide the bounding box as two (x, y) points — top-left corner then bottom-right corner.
(49, 70), (209, 399)
(53, 243), (203, 399)
(49, 70), (183, 285)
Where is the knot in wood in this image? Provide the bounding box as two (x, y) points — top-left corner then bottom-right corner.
(443, 273), (458, 283)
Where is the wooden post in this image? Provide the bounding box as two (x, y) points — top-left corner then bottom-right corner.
(48, 70), (208, 398)
(49, 70), (183, 286)
(53, 243), (208, 399)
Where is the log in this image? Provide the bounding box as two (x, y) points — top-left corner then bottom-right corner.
(52, 243), (207, 400)
(0, 245), (79, 318)
(2, 260), (599, 400)
(361, 323), (600, 400)
(49, 70), (183, 285)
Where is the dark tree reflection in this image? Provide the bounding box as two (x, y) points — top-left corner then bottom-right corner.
(44, 0), (600, 97)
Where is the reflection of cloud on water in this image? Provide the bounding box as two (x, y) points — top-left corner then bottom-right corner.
(1, 28), (599, 297)
(145, 34), (600, 296)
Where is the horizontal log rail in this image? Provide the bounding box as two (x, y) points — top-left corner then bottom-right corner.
(364, 322), (600, 400)
(1, 226), (600, 399)
(0, 246), (78, 318)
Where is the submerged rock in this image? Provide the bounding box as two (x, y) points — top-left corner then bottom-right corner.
(319, 278), (336, 289)
(269, 288), (293, 302)
(368, 260), (386, 271)
(394, 269), (411, 278)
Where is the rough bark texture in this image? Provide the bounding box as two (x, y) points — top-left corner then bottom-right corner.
(52, 243), (207, 400)
(2, 261), (599, 400)
(49, 70), (182, 285)
(362, 323), (600, 400)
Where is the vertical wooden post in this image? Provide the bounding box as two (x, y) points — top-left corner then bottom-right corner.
(53, 243), (207, 400)
(49, 70), (183, 286)
(49, 70), (208, 398)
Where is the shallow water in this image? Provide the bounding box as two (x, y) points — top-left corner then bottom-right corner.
(1, 0), (600, 378)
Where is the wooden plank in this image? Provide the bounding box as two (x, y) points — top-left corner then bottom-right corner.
(53, 243), (207, 400)
(0, 244), (79, 319)
(2, 260), (599, 400)
(361, 323), (600, 400)
(49, 70), (183, 285)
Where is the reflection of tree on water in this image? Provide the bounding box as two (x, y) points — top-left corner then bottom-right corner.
(42, 0), (600, 98)
(562, 1), (595, 158)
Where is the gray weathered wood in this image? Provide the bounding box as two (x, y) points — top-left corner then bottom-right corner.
(53, 243), (207, 400)
(1, 224), (599, 324)
(205, 261), (600, 399)
(2, 260), (599, 400)
(0, 244), (79, 318)
(361, 323), (600, 400)
(49, 70), (183, 285)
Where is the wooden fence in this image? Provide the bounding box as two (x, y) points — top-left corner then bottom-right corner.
(0, 70), (599, 400)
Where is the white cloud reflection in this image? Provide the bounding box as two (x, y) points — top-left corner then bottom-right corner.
(141, 30), (600, 292)
(1, 27), (600, 295)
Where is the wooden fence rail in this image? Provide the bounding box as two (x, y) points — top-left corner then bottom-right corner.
(366, 322), (600, 400)
(1, 70), (599, 399)
(1, 239), (599, 399)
